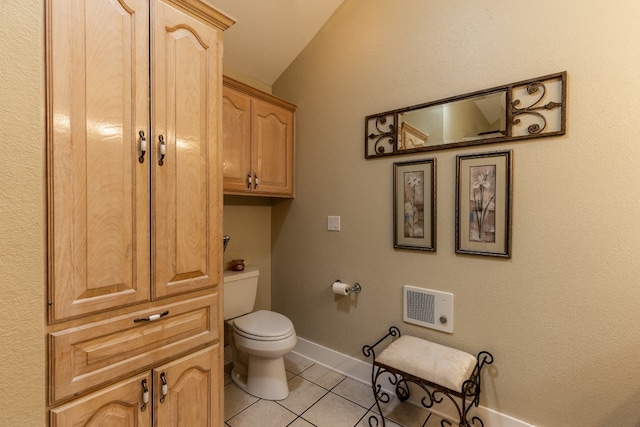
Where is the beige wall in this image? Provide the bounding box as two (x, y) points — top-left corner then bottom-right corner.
(223, 66), (272, 94)
(0, 2), (45, 426)
(272, 0), (640, 425)
(223, 196), (273, 311)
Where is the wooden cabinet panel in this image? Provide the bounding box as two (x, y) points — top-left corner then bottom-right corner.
(252, 99), (295, 196)
(152, 0), (223, 299)
(46, 0), (151, 323)
(49, 294), (219, 404)
(50, 372), (151, 427)
(222, 88), (252, 193)
(50, 346), (219, 426)
(154, 346), (220, 427)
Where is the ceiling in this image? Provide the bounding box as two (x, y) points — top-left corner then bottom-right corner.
(209, 0), (345, 86)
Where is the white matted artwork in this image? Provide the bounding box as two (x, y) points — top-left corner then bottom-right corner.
(394, 158), (436, 251)
(455, 150), (512, 257)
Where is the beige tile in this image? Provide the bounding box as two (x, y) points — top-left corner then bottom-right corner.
(288, 418), (315, 427)
(299, 363), (346, 390)
(279, 376), (328, 415)
(226, 399), (297, 427)
(424, 412), (448, 426)
(332, 377), (376, 409)
(356, 411), (402, 427)
(224, 383), (259, 420)
(224, 369), (232, 385)
(375, 396), (431, 427)
(284, 352), (315, 374)
(301, 393), (368, 427)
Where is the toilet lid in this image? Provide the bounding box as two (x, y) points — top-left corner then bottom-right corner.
(233, 310), (294, 338)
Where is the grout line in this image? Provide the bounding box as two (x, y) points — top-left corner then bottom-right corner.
(226, 357), (421, 427)
(292, 387), (330, 420)
(225, 396), (262, 424)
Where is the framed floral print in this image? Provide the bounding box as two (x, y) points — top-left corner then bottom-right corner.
(456, 150), (513, 258)
(393, 158), (436, 251)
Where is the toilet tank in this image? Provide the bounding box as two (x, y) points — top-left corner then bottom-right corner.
(223, 266), (259, 320)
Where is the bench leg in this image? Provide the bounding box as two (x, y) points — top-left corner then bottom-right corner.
(368, 366), (390, 427)
(440, 415), (485, 427)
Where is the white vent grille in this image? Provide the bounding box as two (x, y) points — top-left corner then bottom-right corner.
(403, 286), (454, 333)
(406, 291), (435, 325)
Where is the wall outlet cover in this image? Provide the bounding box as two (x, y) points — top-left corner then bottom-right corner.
(328, 215), (341, 231)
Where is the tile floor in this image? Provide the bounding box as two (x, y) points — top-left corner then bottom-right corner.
(224, 352), (446, 427)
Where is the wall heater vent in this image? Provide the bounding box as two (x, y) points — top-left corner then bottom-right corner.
(403, 286), (454, 333)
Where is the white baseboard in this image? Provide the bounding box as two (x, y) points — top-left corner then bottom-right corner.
(293, 337), (536, 427)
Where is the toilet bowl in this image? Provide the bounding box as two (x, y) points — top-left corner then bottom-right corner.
(229, 310), (297, 400)
(223, 267), (297, 400)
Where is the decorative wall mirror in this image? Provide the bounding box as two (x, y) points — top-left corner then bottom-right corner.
(365, 72), (566, 159)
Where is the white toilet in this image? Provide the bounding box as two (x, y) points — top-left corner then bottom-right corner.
(223, 266), (297, 400)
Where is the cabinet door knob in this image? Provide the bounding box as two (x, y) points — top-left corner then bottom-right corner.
(160, 372), (168, 403)
(247, 174), (252, 189)
(158, 135), (166, 166)
(253, 173), (259, 189)
(138, 130), (147, 163)
(141, 379), (149, 411)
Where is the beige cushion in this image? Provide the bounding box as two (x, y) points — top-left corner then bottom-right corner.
(376, 335), (476, 391)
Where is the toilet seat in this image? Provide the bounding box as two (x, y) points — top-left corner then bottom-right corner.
(233, 310), (295, 341)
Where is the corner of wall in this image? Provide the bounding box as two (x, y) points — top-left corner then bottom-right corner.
(222, 65), (272, 94)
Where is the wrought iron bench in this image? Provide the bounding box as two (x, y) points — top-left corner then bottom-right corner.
(362, 326), (493, 427)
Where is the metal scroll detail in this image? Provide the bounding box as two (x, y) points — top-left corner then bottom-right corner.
(366, 113), (396, 156)
(361, 326), (401, 427)
(364, 71), (566, 159)
(511, 79), (563, 136)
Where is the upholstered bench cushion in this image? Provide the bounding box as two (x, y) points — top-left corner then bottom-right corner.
(376, 335), (476, 391)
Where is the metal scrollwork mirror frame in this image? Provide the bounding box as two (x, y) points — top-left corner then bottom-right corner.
(365, 71), (566, 159)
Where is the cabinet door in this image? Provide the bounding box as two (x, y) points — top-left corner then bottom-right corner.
(252, 98), (295, 196)
(154, 345), (220, 427)
(46, 0), (151, 322)
(50, 373), (151, 427)
(222, 86), (252, 193)
(151, 0), (223, 298)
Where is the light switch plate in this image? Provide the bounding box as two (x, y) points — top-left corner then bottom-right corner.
(328, 216), (341, 231)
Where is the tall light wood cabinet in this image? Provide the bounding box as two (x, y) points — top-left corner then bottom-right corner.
(45, 0), (234, 425)
(222, 76), (296, 197)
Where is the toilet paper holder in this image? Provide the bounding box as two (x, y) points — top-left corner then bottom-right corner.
(331, 279), (362, 293)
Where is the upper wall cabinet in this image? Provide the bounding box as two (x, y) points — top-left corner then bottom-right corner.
(222, 76), (297, 197)
(46, 0), (233, 322)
